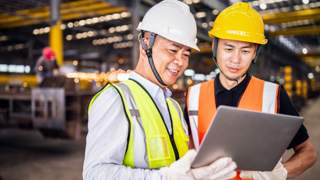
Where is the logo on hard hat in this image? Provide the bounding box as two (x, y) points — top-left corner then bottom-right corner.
(227, 30), (249, 36)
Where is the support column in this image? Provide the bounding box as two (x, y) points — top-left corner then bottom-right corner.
(130, 0), (140, 70)
(49, 0), (63, 66)
(28, 39), (34, 74)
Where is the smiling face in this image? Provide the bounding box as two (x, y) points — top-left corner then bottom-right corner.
(215, 38), (257, 83)
(136, 32), (191, 89)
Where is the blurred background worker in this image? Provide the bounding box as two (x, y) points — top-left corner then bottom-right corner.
(185, 2), (317, 180)
(83, 0), (237, 180)
(36, 46), (60, 85)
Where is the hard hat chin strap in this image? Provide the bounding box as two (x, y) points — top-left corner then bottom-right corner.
(212, 38), (262, 84)
(139, 30), (167, 86)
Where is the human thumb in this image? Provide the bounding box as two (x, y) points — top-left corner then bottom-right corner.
(240, 171), (254, 179)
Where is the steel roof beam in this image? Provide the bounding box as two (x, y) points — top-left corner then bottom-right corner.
(298, 52), (320, 58)
(200, 0), (228, 12)
(0, 1), (126, 28)
(268, 25), (320, 36)
(303, 57), (320, 66)
(262, 8), (320, 25)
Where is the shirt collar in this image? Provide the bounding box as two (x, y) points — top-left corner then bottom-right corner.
(214, 73), (252, 95)
(129, 71), (172, 99)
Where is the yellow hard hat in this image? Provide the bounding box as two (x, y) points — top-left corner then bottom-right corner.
(208, 2), (267, 45)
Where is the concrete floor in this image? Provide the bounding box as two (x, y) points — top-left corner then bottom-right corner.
(283, 97), (320, 180)
(0, 129), (86, 180)
(0, 97), (319, 180)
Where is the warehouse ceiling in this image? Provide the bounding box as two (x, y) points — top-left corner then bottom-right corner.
(0, 0), (319, 75)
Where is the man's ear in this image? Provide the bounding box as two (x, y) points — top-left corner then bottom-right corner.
(253, 44), (258, 57)
(142, 31), (151, 49)
(139, 43), (147, 58)
(212, 38), (215, 51)
(142, 37), (150, 49)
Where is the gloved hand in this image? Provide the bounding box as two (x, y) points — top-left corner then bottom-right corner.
(160, 149), (237, 180)
(240, 161), (287, 180)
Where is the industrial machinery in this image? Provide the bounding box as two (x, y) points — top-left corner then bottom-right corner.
(0, 76), (95, 140)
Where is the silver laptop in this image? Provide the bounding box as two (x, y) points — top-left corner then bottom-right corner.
(191, 105), (304, 171)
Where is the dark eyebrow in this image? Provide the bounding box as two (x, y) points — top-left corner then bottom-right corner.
(171, 43), (191, 52)
(172, 43), (182, 49)
(224, 43), (234, 48)
(224, 43), (253, 49)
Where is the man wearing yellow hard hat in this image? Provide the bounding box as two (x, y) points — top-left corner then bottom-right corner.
(185, 2), (316, 180)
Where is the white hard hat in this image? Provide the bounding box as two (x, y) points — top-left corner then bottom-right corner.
(137, 0), (199, 51)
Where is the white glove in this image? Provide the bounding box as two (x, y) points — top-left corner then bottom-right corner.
(240, 161), (287, 180)
(160, 150), (237, 180)
(191, 157), (237, 180)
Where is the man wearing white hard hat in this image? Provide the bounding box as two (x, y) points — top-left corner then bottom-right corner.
(83, 0), (237, 179)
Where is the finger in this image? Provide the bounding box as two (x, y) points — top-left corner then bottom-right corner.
(207, 161), (237, 179)
(207, 157), (233, 172)
(239, 171), (254, 179)
(192, 159), (236, 179)
(172, 149), (197, 170)
(185, 149), (198, 161)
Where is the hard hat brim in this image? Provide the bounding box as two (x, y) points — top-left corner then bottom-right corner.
(208, 31), (268, 45)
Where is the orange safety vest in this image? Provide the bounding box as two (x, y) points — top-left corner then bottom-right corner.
(187, 76), (280, 180)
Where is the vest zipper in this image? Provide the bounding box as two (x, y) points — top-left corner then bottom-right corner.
(170, 134), (180, 160)
(129, 79), (180, 161)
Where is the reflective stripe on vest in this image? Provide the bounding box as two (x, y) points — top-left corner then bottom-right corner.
(88, 80), (189, 169)
(187, 76), (279, 180)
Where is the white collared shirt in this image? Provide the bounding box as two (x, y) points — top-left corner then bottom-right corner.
(83, 71), (188, 180)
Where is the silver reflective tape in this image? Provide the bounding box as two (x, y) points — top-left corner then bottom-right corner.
(189, 110), (198, 116)
(169, 98), (182, 117)
(262, 82), (278, 114)
(114, 83), (149, 168)
(133, 115), (149, 168)
(188, 84), (201, 151)
(190, 116), (199, 151)
(188, 84), (201, 111)
(129, 109), (140, 117)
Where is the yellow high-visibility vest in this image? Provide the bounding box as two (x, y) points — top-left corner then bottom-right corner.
(88, 79), (189, 169)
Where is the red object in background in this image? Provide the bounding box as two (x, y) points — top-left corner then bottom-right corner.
(42, 47), (56, 61)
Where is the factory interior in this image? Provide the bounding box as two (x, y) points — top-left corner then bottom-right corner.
(0, 0), (320, 179)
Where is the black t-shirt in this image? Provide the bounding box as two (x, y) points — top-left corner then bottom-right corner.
(184, 73), (309, 150)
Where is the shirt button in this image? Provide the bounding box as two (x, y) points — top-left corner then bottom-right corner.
(227, 91), (230, 95)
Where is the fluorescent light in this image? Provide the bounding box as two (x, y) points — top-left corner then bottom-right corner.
(260, 3), (267, 10)
(0, 64), (8, 72)
(8, 65), (16, 72)
(196, 12), (206, 18)
(210, 71), (216, 78)
(202, 22), (208, 28)
(302, 0), (309, 4)
(25, 65), (30, 73)
(206, 75), (213, 81)
(15, 65), (24, 73)
(212, 10), (219, 15)
(215, 68), (220, 74)
(302, 48), (308, 54)
(184, 69), (195, 76)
